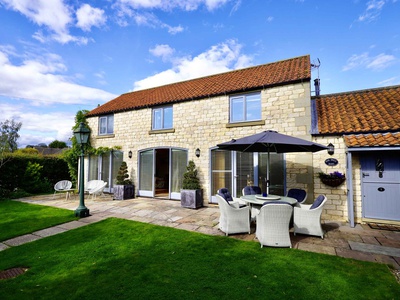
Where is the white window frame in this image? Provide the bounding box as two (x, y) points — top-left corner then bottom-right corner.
(99, 115), (114, 135)
(152, 106), (173, 130)
(229, 92), (261, 123)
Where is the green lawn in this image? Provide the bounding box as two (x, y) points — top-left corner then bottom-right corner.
(0, 217), (399, 300)
(0, 200), (78, 241)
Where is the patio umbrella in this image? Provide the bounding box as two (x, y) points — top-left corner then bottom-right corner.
(217, 130), (328, 193)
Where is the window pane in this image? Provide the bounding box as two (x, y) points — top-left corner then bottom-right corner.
(163, 107), (173, 129)
(236, 152), (254, 195)
(246, 94), (261, 121)
(258, 153), (284, 195)
(231, 97), (244, 122)
(112, 151), (123, 188)
(139, 150), (153, 190)
(88, 155), (99, 180)
(99, 117), (107, 134)
(211, 149), (232, 194)
(153, 109), (162, 129)
(107, 115), (114, 134)
(171, 149), (187, 193)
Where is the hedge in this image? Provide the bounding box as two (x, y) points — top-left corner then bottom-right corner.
(0, 154), (71, 198)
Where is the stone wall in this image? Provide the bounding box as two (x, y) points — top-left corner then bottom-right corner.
(88, 82), (353, 219)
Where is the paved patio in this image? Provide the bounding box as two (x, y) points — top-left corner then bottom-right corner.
(2, 194), (400, 274)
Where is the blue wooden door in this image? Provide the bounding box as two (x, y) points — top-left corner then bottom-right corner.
(360, 152), (400, 222)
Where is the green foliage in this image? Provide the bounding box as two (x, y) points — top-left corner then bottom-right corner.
(21, 162), (52, 193)
(0, 154), (70, 199)
(63, 110), (92, 184)
(0, 119), (22, 153)
(116, 161), (132, 185)
(14, 148), (40, 155)
(49, 140), (68, 148)
(0, 119), (22, 170)
(182, 160), (201, 190)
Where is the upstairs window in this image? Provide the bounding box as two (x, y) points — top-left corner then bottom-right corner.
(152, 106), (173, 130)
(99, 115), (114, 135)
(230, 92), (261, 123)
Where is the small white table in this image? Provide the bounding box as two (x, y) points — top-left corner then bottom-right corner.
(240, 194), (297, 220)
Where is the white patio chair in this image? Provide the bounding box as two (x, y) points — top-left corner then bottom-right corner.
(53, 180), (72, 199)
(286, 188), (307, 204)
(216, 194), (251, 236)
(256, 202), (293, 248)
(293, 195), (328, 239)
(85, 180), (104, 194)
(89, 181), (107, 199)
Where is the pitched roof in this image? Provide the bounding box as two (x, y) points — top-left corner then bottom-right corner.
(88, 55), (311, 116)
(344, 132), (400, 147)
(315, 85), (400, 135)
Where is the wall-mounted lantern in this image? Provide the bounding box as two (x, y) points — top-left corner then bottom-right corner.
(327, 143), (335, 156)
(128, 150), (132, 159)
(195, 148), (200, 158)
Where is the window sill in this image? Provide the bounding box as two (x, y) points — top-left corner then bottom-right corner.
(226, 120), (265, 128)
(96, 134), (115, 139)
(149, 128), (175, 135)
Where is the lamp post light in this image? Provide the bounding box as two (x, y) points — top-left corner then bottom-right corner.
(73, 122), (91, 218)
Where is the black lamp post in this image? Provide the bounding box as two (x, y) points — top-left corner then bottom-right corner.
(73, 122), (91, 217)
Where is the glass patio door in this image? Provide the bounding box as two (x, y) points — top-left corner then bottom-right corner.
(138, 149), (154, 197)
(210, 149), (233, 203)
(138, 148), (188, 199)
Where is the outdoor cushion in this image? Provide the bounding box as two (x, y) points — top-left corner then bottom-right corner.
(243, 185), (262, 195)
(310, 195), (325, 210)
(218, 188), (233, 202)
(287, 188), (307, 203)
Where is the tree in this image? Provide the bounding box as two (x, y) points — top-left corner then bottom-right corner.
(0, 119), (22, 169)
(49, 140), (68, 148)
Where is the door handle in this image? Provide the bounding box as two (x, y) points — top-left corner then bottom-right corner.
(362, 172), (369, 178)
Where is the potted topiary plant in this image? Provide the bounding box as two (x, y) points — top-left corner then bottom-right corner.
(181, 160), (203, 209)
(113, 161), (135, 200)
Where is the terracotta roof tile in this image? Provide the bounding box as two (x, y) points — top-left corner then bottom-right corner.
(315, 85), (400, 135)
(88, 55), (311, 116)
(344, 132), (400, 147)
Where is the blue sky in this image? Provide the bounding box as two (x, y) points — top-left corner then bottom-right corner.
(0, 0), (399, 148)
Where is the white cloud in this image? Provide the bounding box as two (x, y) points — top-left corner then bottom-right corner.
(76, 4), (107, 32)
(0, 0), (81, 43)
(149, 44), (175, 61)
(378, 76), (400, 86)
(0, 102), (75, 147)
(115, 0), (230, 11)
(113, 0), (231, 33)
(358, 0), (385, 22)
(0, 47), (117, 105)
(134, 39), (252, 90)
(342, 52), (396, 71)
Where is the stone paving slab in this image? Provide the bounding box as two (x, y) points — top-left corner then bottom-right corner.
(57, 220), (90, 230)
(296, 242), (336, 256)
(0, 243), (10, 251)
(349, 241), (400, 257)
(33, 227), (68, 238)
(4, 234), (42, 247)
